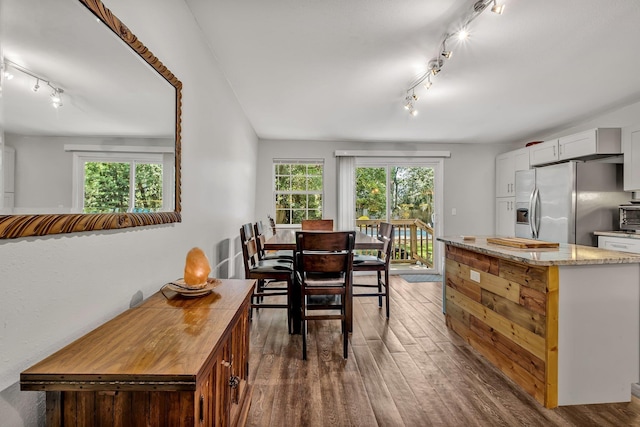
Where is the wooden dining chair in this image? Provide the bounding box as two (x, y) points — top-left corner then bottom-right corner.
(254, 221), (293, 261)
(301, 219), (334, 231)
(240, 223), (295, 333)
(295, 231), (355, 360)
(352, 222), (394, 318)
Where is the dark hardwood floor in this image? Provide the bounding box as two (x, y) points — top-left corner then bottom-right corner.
(247, 276), (640, 426)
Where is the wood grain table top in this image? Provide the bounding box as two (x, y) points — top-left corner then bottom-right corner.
(265, 229), (383, 251)
(20, 279), (255, 391)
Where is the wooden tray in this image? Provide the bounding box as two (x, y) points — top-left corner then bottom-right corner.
(486, 237), (559, 248)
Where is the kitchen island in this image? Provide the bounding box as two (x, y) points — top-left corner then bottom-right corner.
(439, 236), (640, 408)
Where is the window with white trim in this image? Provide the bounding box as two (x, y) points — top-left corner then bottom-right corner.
(273, 159), (324, 225)
(72, 151), (173, 213)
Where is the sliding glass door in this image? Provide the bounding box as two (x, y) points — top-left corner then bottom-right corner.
(355, 159), (442, 274)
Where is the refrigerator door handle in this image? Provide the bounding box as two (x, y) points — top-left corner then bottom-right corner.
(528, 188), (535, 238)
(532, 188), (540, 239)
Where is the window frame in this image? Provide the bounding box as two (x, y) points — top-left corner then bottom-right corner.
(72, 151), (171, 213)
(272, 159), (325, 227)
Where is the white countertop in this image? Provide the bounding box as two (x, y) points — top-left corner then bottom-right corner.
(438, 236), (640, 266)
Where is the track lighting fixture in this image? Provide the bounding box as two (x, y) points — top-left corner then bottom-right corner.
(491, 1), (505, 15)
(429, 59), (443, 76)
(404, 90), (419, 117)
(3, 59), (65, 109)
(403, 0), (506, 115)
(440, 40), (453, 59)
(424, 76), (433, 91)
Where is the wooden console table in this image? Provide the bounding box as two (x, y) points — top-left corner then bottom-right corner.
(21, 279), (255, 426)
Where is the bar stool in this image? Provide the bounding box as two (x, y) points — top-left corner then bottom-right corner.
(296, 231), (355, 359)
(240, 223), (295, 333)
(352, 222), (394, 318)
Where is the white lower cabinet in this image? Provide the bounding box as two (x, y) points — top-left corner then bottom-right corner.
(496, 197), (515, 237)
(598, 236), (640, 254)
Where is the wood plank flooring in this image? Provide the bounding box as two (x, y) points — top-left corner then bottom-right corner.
(247, 276), (640, 426)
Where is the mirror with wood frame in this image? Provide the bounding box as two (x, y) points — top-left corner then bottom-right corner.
(0, 0), (182, 239)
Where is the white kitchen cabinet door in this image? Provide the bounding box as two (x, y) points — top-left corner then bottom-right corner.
(496, 197), (515, 237)
(559, 128), (621, 161)
(495, 153), (515, 198)
(623, 124), (640, 191)
(513, 147), (530, 172)
(496, 147), (530, 198)
(598, 236), (640, 254)
(530, 139), (559, 166)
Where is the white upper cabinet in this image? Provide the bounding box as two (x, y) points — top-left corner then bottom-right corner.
(559, 128), (621, 161)
(529, 139), (559, 166)
(623, 123), (640, 191)
(531, 128), (621, 166)
(496, 147), (530, 198)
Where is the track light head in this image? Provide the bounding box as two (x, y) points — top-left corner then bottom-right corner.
(473, 0), (487, 13)
(429, 59), (443, 76)
(441, 50), (453, 59)
(32, 79), (40, 92)
(491, 1), (505, 14)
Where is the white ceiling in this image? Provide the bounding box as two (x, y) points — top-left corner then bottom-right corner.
(1, 0), (174, 138)
(184, 0), (640, 144)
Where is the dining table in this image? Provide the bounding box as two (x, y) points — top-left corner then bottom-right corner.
(264, 228), (384, 251)
(265, 229), (383, 335)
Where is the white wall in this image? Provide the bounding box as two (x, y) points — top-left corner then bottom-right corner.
(0, 1), (258, 425)
(5, 134), (173, 212)
(255, 140), (505, 237)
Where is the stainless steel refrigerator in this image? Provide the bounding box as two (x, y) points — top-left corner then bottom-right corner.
(515, 161), (628, 246)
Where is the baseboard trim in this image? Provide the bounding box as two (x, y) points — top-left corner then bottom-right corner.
(632, 383), (640, 399)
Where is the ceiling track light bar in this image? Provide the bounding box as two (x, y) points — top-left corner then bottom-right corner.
(3, 59), (65, 108)
(404, 0), (505, 115)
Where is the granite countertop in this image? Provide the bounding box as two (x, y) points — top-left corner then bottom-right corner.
(594, 230), (640, 239)
(438, 236), (640, 266)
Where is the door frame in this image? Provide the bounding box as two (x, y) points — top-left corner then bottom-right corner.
(355, 157), (444, 274)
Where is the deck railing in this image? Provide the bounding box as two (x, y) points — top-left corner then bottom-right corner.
(355, 219), (434, 267)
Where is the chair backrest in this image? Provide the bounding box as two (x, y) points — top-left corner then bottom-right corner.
(301, 219), (334, 231)
(378, 222), (395, 265)
(240, 223), (259, 274)
(253, 222), (270, 260)
(268, 215), (277, 234)
(296, 231), (355, 276)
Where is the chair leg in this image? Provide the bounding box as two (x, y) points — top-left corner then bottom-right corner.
(301, 290), (307, 360)
(286, 277), (292, 334)
(343, 308), (348, 359)
(384, 269), (390, 318)
(302, 317), (307, 360)
(377, 271), (383, 308)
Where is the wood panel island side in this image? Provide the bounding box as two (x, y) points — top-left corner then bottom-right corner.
(438, 236), (640, 408)
(21, 279), (255, 426)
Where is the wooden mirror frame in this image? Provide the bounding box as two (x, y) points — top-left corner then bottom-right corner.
(0, 0), (182, 239)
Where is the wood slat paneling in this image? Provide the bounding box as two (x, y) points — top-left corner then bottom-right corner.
(444, 244), (563, 408)
(447, 287), (546, 360)
(481, 289), (546, 337)
(446, 258), (521, 303)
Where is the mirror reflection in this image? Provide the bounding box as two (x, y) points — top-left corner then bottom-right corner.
(1, 0), (177, 215)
